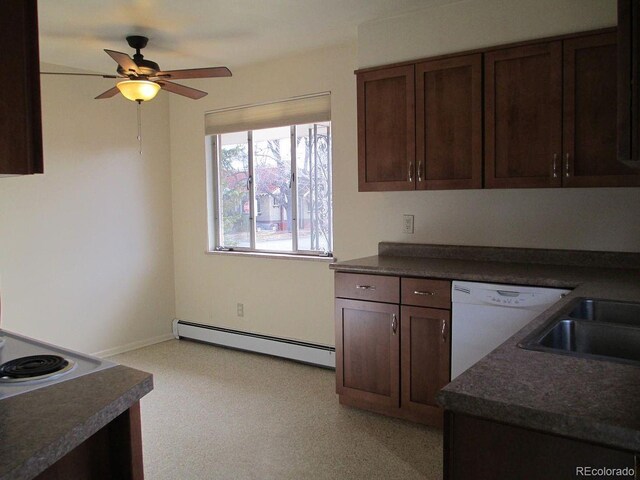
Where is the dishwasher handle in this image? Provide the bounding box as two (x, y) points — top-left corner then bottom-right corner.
(495, 290), (521, 297)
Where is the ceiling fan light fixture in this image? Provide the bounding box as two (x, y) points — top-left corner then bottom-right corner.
(116, 80), (160, 102)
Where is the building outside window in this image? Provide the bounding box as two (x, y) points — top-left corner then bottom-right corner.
(206, 94), (332, 258)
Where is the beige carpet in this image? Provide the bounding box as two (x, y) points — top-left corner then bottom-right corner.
(111, 339), (443, 480)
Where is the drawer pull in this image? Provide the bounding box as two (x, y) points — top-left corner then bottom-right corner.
(392, 314), (398, 335)
(413, 290), (435, 296)
(356, 285), (376, 290)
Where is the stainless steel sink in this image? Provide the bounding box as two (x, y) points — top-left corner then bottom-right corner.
(567, 299), (640, 326)
(519, 298), (640, 366)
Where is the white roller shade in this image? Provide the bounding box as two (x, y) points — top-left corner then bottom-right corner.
(205, 93), (331, 135)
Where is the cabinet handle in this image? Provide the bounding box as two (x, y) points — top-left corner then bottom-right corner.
(392, 314), (398, 335)
(552, 153), (558, 178)
(441, 319), (447, 342)
(408, 162), (413, 182)
(355, 284), (376, 290)
(565, 153), (570, 178)
(413, 290), (435, 296)
(417, 161), (422, 182)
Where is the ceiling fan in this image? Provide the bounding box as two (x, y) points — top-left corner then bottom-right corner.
(42, 35), (232, 102)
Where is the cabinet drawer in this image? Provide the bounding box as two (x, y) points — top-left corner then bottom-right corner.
(335, 273), (399, 303)
(401, 278), (451, 309)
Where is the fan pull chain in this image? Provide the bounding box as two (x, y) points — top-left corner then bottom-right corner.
(136, 100), (143, 155)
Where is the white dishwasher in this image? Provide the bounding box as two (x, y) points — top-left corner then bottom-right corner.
(451, 280), (570, 379)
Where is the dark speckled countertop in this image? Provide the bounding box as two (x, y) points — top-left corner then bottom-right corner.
(0, 365), (152, 480)
(330, 242), (640, 452)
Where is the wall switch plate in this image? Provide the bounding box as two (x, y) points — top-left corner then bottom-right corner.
(237, 303), (244, 317)
(403, 214), (414, 234)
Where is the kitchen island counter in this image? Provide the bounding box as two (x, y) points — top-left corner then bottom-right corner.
(0, 365), (152, 480)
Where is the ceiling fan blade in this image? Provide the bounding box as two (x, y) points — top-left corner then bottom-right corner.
(155, 67), (232, 80)
(95, 86), (120, 100)
(157, 80), (207, 99)
(104, 49), (140, 75)
(41, 72), (119, 79)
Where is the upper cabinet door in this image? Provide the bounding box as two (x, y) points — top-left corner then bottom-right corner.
(357, 65), (415, 191)
(485, 42), (562, 188)
(416, 54), (482, 190)
(617, 0), (640, 169)
(0, 0), (43, 176)
(563, 32), (640, 187)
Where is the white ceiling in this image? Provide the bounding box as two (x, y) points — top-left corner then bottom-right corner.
(38, 0), (449, 74)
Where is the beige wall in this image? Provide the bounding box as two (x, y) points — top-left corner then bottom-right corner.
(0, 66), (176, 355)
(0, 0), (631, 354)
(171, 0), (640, 348)
(347, 0), (638, 259)
(357, 0), (617, 68)
(170, 45), (355, 346)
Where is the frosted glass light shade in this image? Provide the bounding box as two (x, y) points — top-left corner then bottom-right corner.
(117, 80), (161, 102)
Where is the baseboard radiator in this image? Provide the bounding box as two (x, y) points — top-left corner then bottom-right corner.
(172, 320), (335, 369)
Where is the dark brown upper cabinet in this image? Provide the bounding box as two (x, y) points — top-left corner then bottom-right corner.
(0, 0), (43, 176)
(617, 0), (640, 169)
(416, 54), (482, 189)
(357, 65), (415, 191)
(564, 32), (640, 186)
(484, 42), (563, 188)
(358, 28), (638, 192)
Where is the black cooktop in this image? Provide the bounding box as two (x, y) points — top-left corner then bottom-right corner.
(0, 355), (70, 380)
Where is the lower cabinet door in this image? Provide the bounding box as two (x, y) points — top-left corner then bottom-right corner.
(401, 306), (450, 421)
(335, 299), (400, 409)
(446, 412), (637, 480)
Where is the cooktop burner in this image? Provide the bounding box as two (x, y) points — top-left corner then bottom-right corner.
(0, 355), (75, 383)
(0, 330), (115, 399)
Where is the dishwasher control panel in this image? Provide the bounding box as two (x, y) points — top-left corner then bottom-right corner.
(453, 282), (570, 310)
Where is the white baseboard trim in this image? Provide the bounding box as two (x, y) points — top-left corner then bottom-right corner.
(172, 319), (336, 369)
(93, 332), (175, 358)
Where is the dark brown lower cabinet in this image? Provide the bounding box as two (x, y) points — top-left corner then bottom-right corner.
(335, 298), (400, 410)
(335, 284), (451, 427)
(34, 402), (144, 480)
(401, 306), (450, 426)
(445, 411), (638, 480)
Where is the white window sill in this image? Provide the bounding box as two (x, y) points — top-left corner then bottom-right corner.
(205, 250), (336, 263)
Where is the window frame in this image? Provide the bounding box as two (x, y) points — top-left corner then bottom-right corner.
(208, 123), (333, 259)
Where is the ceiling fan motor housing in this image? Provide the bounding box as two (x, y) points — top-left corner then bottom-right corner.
(118, 59), (160, 77)
(126, 35), (149, 51)
(119, 35), (160, 77)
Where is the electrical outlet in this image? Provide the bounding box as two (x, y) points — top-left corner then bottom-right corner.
(403, 214), (414, 234)
(237, 303), (244, 317)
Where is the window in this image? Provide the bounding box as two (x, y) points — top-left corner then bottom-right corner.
(206, 94), (332, 257)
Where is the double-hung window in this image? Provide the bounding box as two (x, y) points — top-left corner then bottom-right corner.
(206, 94), (333, 258)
